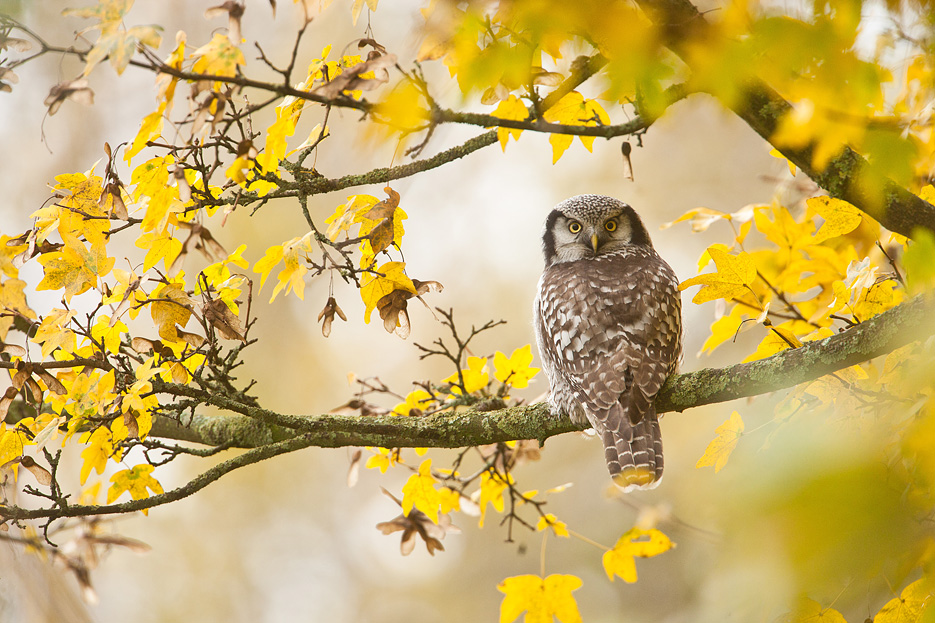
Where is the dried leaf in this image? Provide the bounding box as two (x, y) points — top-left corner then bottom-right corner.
(44, 79), (94, 115)
(19, 455), (53, 486)
(203, 299), (245, 341)
(312, 51), (397, 99)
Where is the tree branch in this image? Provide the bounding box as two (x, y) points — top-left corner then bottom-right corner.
(633, 0), (935, 239)
(137, 294), (935, 449)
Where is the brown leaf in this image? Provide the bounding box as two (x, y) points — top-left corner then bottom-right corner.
(35, 369), (67, 395)
(312, 51), (397, 99)
(0, 34), (32, 52)
(412, 279), (444, 296)
(176, 329), (207, 349)
(109, 275), (143, 326)
(130, 337), (175, 358)
(203, 299), (245, 341)
(317, 296), (347, 337)
(0, 343), (26, 358)
(44, 79), (94, 115)
(377, 289), (411, 338)
(122, 411), (140, 439)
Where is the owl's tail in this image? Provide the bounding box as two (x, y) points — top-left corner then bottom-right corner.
(601, 409), (664, 491)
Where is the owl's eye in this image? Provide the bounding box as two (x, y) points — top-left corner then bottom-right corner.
(568, 221), (582, 233)
(605, 220), (617, 232)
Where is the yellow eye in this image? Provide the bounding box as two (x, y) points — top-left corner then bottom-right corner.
(568, 221), (582, 233)
(605, 220), (617, 232)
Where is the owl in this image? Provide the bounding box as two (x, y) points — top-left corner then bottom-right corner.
(533, 195), (682, 490)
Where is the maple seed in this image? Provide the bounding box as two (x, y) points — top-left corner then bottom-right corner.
(317, 296), (347, 337)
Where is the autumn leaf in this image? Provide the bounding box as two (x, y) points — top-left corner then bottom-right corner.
(79, 426), (117, 485)
(679, 246), (757, 304)
(536, 513), (570, 538)
(445, 356), (490, 394)
(401, 458), (441, 524)
(602, 527), (675, 583)
(784, 598), (848, 623)
(807, 196), (864, 244)
(695, 411), (744, 473)
(493, 345), (540, 389)
(37, 236), (114, 302)
(477, 468), (509, 528)
(191, 33), (245, 78)
(491, 94), (530, 150)
(542, 91), (609, 162)
(360, 261), (416, 331)
(498, 574), (583, 623)
(392, 389), (434, 417)
(107, 464), (165, 515)
(874, 579), (931, 623)
(30, 308), (77, 359)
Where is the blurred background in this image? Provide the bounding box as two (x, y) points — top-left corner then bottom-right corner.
(1, 1), (912, 622)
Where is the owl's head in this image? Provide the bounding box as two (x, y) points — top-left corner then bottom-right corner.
(542, 194), (652, 266)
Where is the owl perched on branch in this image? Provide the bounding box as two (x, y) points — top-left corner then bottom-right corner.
(533, 195), (682, 490)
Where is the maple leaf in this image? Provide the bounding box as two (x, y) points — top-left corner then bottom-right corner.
(107, 464), (164, 515)
(445, 356), (490, 394)
(477, 469), (510, 528)
(360, 261), (416, 328)
(37, 235), (114, 301)
(784, 598), (848, 623)
(602, 527), (674, 583)
(498, 574), (583, 623)
(401, 458), (441, 524)
(679, 246), (757, 304)
(79, 426), (117, 485)
(903, 227), (935, 294)
(494, 345), (540, 389)
(91, 315), (128, 354)
(491, 95), (530, 150)
(30, 309), (77, 359)
(874, 578), (931, 623)
(0, 278), (36, 341)
(392, 389), (434, 417)
(543, 91), (610, 163)
(807, 196), (864, 244)
(536, 513), (570, 538)
(149, 280), (194, 342)
(695, 411), (744, 473)
(377, 487), (458, 556)
(191, 33), (245, 78)
(252, 244), (285, 288)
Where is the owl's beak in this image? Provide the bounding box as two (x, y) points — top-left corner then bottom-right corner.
(591, 233), (600, 254)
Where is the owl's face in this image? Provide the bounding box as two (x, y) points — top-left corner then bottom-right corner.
(542, 195), (652, 266)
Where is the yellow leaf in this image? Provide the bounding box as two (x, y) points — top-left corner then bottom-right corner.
(136, 230), (183, 273)
(699, 308), (746, 356)
(191, 33), (245, 78)
(392, 389), (434, 417)
(31, 309), (77, 359)
(536, 513), (570, 538)
(875, 579), (931, 623)
(149, 280), (193, 342)
(477, 469), (510, 528)
(498, 574), (583, 623)
(124, 102), (166, 163)
(807, 196), (864, 244)
(91, 315), (127, 354)
(491, 94), (529, 150)
(79, 426), (117, 485)
(107, 464), (164, 515)
(493, 345), (540, 389)
(444, 356), (490, 394)
(679, 247), (757, 304)
(786, 598), (849, 623)
(267, 235), (312, 303)
(695, 411), (744, 473)
(37, 236), (114, 301)
(252, 244), (285, 289)
(543, 91), (608, 163)
(602, 527), (675, 583)
(0, 279), (36, 342)
(360, 261), (416, 324)
(401, 458), (441, 524)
